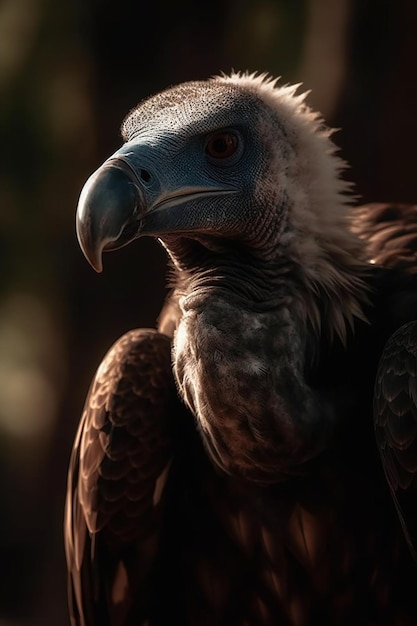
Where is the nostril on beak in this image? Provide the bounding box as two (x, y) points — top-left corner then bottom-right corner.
(140, 169), (151, 183)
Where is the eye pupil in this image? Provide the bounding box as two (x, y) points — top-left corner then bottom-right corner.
(213, 138), (228, 153)
(206, 132), (238, 159)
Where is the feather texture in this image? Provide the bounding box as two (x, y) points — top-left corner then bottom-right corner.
(374, 321), (417, 561)
(69, 73), (417, 625)
(65, 329), (184, 625)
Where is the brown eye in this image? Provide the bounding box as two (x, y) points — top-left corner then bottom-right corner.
(205, 132), (238, 159)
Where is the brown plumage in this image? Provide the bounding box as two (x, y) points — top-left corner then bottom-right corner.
(67, 73), (417, 625)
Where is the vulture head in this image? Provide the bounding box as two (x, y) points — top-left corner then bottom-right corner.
(77, 73), (367, 343)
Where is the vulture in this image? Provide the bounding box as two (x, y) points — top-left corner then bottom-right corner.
(66, 72), (417, 625)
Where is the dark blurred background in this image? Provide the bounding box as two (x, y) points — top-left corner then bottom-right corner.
(1, 0), (417, 623)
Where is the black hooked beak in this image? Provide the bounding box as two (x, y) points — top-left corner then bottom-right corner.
(76, 159), (145, 272)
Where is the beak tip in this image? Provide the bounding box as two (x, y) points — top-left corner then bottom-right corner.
(76, 217), (104, 273)
(80, 243), (104, 274)
(75, 161), (144, 272)
(89, 256), (103, 273)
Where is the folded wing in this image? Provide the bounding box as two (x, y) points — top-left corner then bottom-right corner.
(65, 329), (181, 625)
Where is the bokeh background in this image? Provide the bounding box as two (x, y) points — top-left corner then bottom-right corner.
(1, 0), (417, 623)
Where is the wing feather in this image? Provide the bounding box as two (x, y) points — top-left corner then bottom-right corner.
(374, 321), (417, 560)
(65, 328), (182, 625)
(352, 203), (417, 271)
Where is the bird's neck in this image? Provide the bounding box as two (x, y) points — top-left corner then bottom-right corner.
(162, 231), (369, 346)
(171, 248), (334, 483)
(164, 236), (307, 308)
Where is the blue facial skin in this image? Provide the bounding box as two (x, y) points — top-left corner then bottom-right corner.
(110, 130), (242, 235)
(76, 85), (284, 269)
(111, 117), (262, 237)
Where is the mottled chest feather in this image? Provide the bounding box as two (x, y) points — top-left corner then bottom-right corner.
(173, 292), (331, 482)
